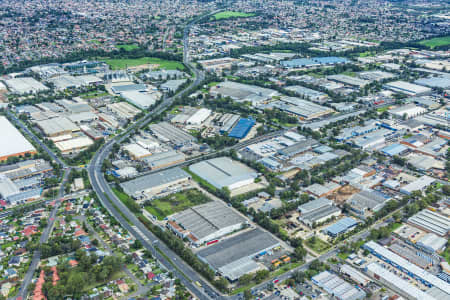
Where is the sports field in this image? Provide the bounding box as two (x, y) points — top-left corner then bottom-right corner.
(212, 11), (255, 20)
(419, 36), (450, 48)
(104, 57), (185, 70)
(116, 44), (139, 51)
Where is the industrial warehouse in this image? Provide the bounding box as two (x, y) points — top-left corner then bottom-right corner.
(0, 116), (37, 161)
(297, 198), (341, 227)
(169, 201), (246, 246)
(188, 157), (258, 192)
(120, 167), (191, 200)
(311, 271), (366, 300)
(363, 241), (450, 295)
(196, 228), (281, 281)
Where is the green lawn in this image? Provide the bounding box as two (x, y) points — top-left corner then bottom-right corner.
(144, 189), (211, 220)
(442, 247), (450, 264)
(419, 36), (450, 48)
(103, 57), (185, 70)
(377, 106), (390, 113)
(212, 11), (255, 20)
(305, 237), (331, 254)
(116, 44), (139, 51)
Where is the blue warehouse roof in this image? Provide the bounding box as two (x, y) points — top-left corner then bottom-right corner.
(325, 217), (358, 236)
(312, 57), (349, 64)
(228, 118), (255, 139)
(380, 144), (408, 156)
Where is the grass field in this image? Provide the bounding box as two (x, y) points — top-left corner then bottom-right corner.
(144, 189), (211, 220)
(212, 11), (255, 20)
(116, 44), (139, 51)
(419, 36), (450, 48)
(104, 57), (185, 70)
(305, 237), (331, 254)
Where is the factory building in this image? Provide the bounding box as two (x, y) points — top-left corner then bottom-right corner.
(4, 77), (49, 94)
(324, 217), (359, 237)
(141, 150), (185, 170)
(120, 167), (191, 200)
(0, 116), (37, 161)
(149, 122), (197, 147)
(407, 209), (450, 237)
(340, 264), (370, 287)
(305, 182), (341, 198)
(417, 233), (447, 253)
(35, 117), (79, 137)
(170, 201), (246, 246)
(284, 85), (329, 103)
(400, 175), (435, 195)
(328, 75), (370, 88)
(365, 262), (436, 300)
(228, 118), (255, 139)
(186, 108), (211, 125)
(363, 241), (450, 295)
(311, 271), (366, 300)
(346, 189), (391, 218)
(55, 137), (94, 154)
(389, 104), (427, 119)
(123, 143), (152, 160)
(384, 81), (432, 96)
(189, 157), (257, 191)
(297, 198), (341, 227)
(273, 96), (334, 120)
(197, 228), (280, 281)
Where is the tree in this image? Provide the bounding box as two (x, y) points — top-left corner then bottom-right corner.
(294, 246), (307, 261)
(442, 185), (450, 196)
(239, 274), (253, 286)
(244, 289), (253, 300)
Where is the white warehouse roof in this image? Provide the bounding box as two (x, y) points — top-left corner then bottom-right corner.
(0, 116), (36, 159)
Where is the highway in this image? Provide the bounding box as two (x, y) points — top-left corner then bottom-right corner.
(88, 10), (229, 300)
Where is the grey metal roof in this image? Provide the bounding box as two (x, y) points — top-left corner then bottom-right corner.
(197, 228), (280, 270)
(189, 157), (257, 190)
(172, 201), (245, 240)
(120, 167), (190, 196)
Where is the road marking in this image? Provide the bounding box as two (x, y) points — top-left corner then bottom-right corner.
(131, 226), (151, 243)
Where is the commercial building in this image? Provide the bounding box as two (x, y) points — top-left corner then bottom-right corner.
(198, 57), (238, 71)
(324, 217), (359, 237)
(384, 81), (432, 96)
(160, 79), (187, 92)
(0, 159), (52, 180)
(149, 122), (196, 147)
(197, 228), (280, 281)
(400, 175), (435, 195)
(4, 77), (49, 94)
(311, 271), (366, 300)
(415, 76), (450, 89)
(228, 118), (255, 139)
(364, 241), (450, 294)
(189, 157), (257, 191)
(281, 57), (348, 68)
(297, 198), (341, 227)
(278, 139), (319, 157)
(346, 189), (391, 218)
(0, 116), (37, 161)
(120, 167), (191, 199)
(365, 262), (436, 300)
(111, 84), (147, 94)
(407, 209), (450, 237)
(55, 136), (94, 154)
(141, 150), (185, 170)
(170, 201), (246, 245)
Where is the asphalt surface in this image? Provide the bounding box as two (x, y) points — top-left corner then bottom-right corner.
(14, 169), (70, 300)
